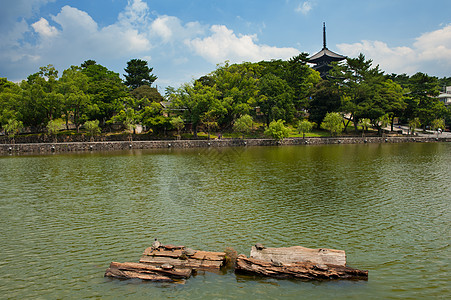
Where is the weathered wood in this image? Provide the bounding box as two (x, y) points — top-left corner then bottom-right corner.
(235, 255), (368, 280)
(105, 261), (193, 282)
(139, 255), (223, 269)
(250, 245), (346, 266)
(105, 268), (174, 282)
(141, 246), (226, 270)
(162, 245), (185, 251)
(143, 247), (184, 258)
(190, 250), (226, 261)
(107, 262), (192, 279)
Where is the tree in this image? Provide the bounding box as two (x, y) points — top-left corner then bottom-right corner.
(405, 73), (443, 128)
(170, 82), (221, 136)
(258, 73), (295, 126)
(170, 116), (184, 139)
(46, 118), (65, 142)
(130, 85), (163, 102)
(84, 120), (101, 141)
(359, 118), (371, 137)
(0, 78), (21, 130)
(297, 119), (314, 139)
(108, 96), (142, 139)
(408, 117), (421, 135)
(320, 112), (344, 136)
(82, 62), (128, 125)
(20, 65), (64, 130)
(285, 54), (321, 112)
(233, 114), (253, 139)
(431, 119), (445, 135)
(209, 61), (259, 128)
(59, 66), (91, 132)
(331, 53), (385, 132)
(124, 59), (157, 90)
(141, 102), (170, 134)
(4, 118), (23, 144)
(264, 119), (290, 142)
(309, 80), (341, 127)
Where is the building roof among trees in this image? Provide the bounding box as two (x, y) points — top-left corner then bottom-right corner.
(308, 23), (346, 78)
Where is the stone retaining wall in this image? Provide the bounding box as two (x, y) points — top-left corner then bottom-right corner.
(1, 136), (449, 156)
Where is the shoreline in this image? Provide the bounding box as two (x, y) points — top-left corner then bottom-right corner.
(1, 136), (450, 156)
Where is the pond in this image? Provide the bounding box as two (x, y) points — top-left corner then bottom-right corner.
(0, 143), (449, 299)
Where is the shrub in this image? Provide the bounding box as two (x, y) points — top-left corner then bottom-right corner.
(264, 119), (290, 142)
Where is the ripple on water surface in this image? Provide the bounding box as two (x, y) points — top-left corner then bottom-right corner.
(0, 143), (450, 298)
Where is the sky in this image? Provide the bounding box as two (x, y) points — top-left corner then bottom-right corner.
(1, 0), (450, 90)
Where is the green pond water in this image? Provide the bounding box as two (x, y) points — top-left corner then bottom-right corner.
(0, 143), (449, 299)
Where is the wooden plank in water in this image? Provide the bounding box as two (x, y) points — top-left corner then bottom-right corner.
(235, 255), (368, 280)
(107, 261), (192, 279)
(250, 245), (346, 266)
(139, 255), (224, 269)
(105, 262), (174, 282)
(143, 247), (184, 258)
(190, 250), (226, 261)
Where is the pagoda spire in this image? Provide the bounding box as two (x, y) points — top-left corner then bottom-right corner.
(308, 22), (346, 79)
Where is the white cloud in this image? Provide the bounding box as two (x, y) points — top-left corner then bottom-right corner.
(32, 18), (59, 38)
(149, 15), (205, 44)
(295, 1), (313, 15)
(337, 24), (451, 76)
(187, 25), (299, 64)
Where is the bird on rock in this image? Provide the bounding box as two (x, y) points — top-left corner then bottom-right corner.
(152, 238), (161, 250)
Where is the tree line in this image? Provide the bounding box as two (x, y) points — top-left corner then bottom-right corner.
(166, 53), (450, 137)
(0, 59), (164, 138)
(1, 54), (450, 141)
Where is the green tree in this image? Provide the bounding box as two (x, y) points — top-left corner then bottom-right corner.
(309, 80), (342, 128)
(264, 119), (290, 142)
(20, 65), (64, 129)
(320, 112), (344, 136)
(359, 118), (371, 137)
(130, 85), (163, 102)
(141, 102), (170, 133)
(82, 62), (128, 125)
(84, 120), (101, 141)
(4, 118), (23, 144)
(233, 114), (253, 139)
(209, 61), (259, 128)
(258, 73), (295, 126)
(405, 73), (443, 128)
(285, 54), (321, 112)
(170, 82), (221, 136)
(201, 110), (219, 140)
(431, 119), (445, 134)
(46, 118), (65, 142)
(332, 54), (385, 132)
(170, 116), (184, 138)
(124, 59), (157, 90)
(0, 78), (22, 130)
(408, 117), (421, 135)
(108, 96), (143, 138)
(59, 66), (91, 132)
(297, 119), (315, 139)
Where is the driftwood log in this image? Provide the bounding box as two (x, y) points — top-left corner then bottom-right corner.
(105, 244), (226, 281)
(105, 262), (192, 282)
(235, 255), (368, 280)
(250, 245), (347, 266)
(139, 247), (226, 270)
(235, 244), (367, 280)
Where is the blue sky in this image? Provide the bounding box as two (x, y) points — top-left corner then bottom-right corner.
(1, 0), (450, 90)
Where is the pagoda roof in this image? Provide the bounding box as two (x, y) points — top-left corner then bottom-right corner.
(308, 47), (346, 63)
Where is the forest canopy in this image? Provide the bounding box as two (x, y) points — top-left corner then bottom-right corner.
(1, 54), (450, 139)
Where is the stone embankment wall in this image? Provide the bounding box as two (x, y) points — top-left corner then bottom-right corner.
(1, 136), (450, 156)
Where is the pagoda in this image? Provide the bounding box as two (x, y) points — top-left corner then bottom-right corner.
(309, 23), (346, 78)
